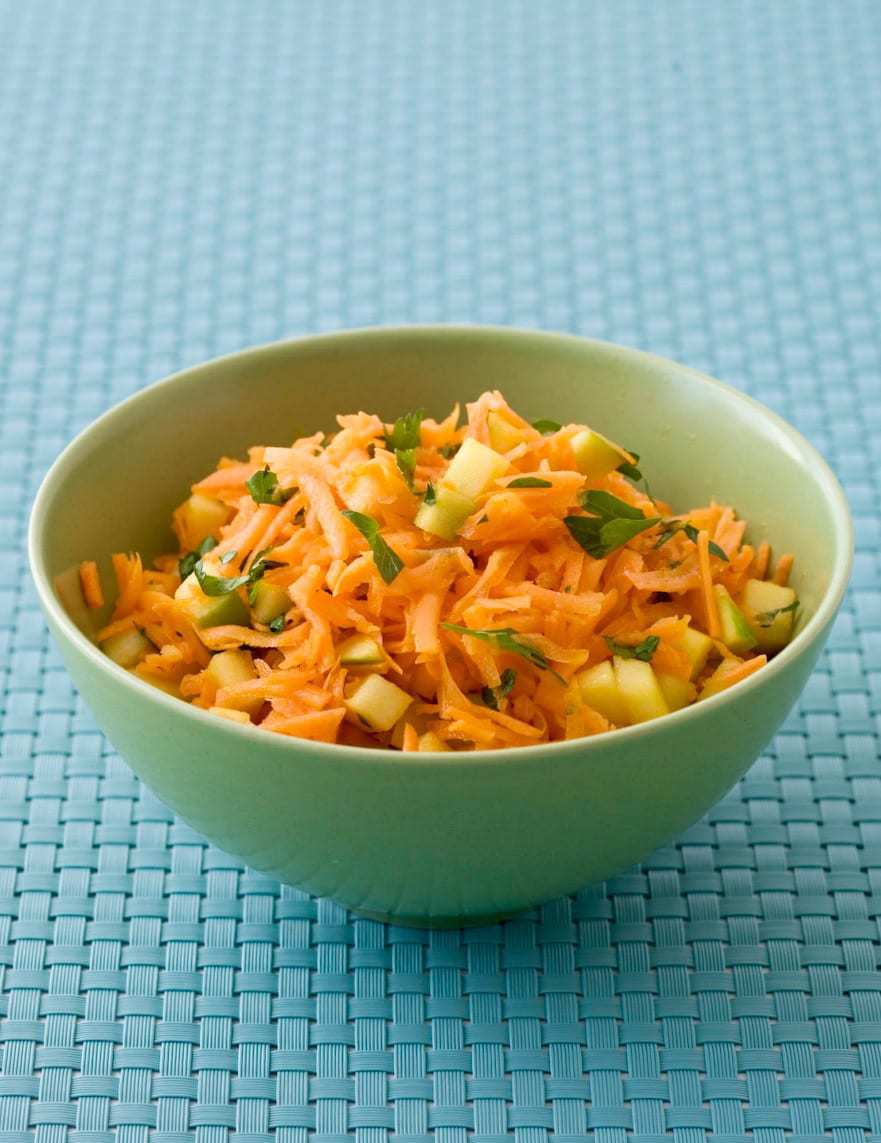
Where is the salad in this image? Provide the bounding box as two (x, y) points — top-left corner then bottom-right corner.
(77, 391), (798, 750)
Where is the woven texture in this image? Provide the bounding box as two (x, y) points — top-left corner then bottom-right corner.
(3, 0), (880, 1137)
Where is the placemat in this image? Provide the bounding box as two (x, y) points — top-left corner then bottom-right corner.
(2, 1), (880, 1138)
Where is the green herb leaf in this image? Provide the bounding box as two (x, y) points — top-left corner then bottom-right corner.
(268, 615), (286, 633)
(708, 540), (729, 561)
(341, 510), (404, 585)
(507, 476), (553, 488)
(532, 418), (561, 434)
(604, 635), (660, 662)
(565, 492), (661, 558)
(219, 549), (238, 566)
(653, 520), (729, 562)
(756, 599), (799, 627)
(384, 411), (424, 489)
(579, 490), (648, 520)
(481, 668), (517, 710)
(439, 442), (460, 459)
(193, 561), (251, 597)
(442, 623), (566, 683)
(179, 536), (217, 580)
(385, 409), (424, 452)
(246, 466), (293, 506)
(395, 447), (417, 488)
(423, 482), (437, 506)
(617, 448), (642, 482)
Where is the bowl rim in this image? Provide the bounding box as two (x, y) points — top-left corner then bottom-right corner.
(28, 323), (854, 767)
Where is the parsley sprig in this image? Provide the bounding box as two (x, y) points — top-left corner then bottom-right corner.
(442, 623), (566, 683)
(193, 550), (282, 598)
(564, 491), (661, 558)
(179, 536), (217, 580)
(604, 635), (660, 662)
(341, 511), (404, 584)
(507, 476), (553, 488)
(756, 599), (799, 628)
(617, 448), (643, 482)
(247, 466), (294, 506)
(385, 409), (424, 489)
(481, 668), (517, 710)
(654, 520), (728, 561)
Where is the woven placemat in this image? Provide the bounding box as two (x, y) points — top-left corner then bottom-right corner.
(2, 1), (880, 1138)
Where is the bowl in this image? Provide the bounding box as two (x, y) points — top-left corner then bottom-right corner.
(28, 326), (852, 926)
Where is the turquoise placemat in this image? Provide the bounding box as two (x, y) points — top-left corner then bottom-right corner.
(2, 1), (880, 1138)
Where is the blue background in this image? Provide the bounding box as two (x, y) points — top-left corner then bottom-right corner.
(2, 1), (881, 1138)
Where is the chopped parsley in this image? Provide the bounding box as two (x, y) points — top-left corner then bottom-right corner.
(246, 465), (293, 506)
(564, 491), (661, 558)
(442, 623), (566, 683)
(193, 562), (252, 597)
(439, 442), (460, 459)
(532, 418), (561, 434)
(384, 410), (424, 489)
(507, 476), (553, 488)
(385, 409), (424, 452)
(341, 510), (404, 584)
(194, 549), (282, 598)
(756, 599), (799, 627)
(481, 668), (517, 710)
(179, 536), (217, 580)
(604, 635), (660, 662)
(394, 448), (417, 488)
(617, 448), (642, 482)
(268, 615), (286, 633)
(654, 520), (728, 561)
(423, 482), (437, 506)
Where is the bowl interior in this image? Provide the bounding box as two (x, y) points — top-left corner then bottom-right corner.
(34, 327), (846, 642)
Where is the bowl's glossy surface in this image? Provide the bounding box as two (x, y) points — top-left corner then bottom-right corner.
(28, 327), (852, 926)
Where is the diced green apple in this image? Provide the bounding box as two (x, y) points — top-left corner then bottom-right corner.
(206, 649), (262, 714)
(714, 585), (758, 654)
(346, 674), (413, 732)
(487, 411), (524, 453)
(413, 485), (476, 540)
(101, 628), (154, 668)
(657, 672), (695, 712)
(443, 437), (510, 499)
(613, 657), (669, 723)
(418, 731), (449, 752)
(739, 578), (797, 652)
(571, 428), (630, 481)
(209, 705), (252, 724)
(674, 625), (714, 680)
(250, 579), (290, 625)
(180, 494), (231, 546)
(699, 659), (745, 700)
(207, 649), (258, 689)
(189, 590), (250, 629)
(338, 634), (385, 666)
(576, 660), (630, 725)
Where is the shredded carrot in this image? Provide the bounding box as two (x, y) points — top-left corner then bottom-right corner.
(697, 531), (721, 639)
(752, 541), (771, 580)
(773, 553), (794, 586)
(87, 392), (795, 749)
(78, 561), (104, 610)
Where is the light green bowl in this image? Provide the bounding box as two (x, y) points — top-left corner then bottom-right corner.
(28, 327), (852, 926)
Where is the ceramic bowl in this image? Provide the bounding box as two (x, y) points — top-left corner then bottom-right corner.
(28, 327), (852, 926)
